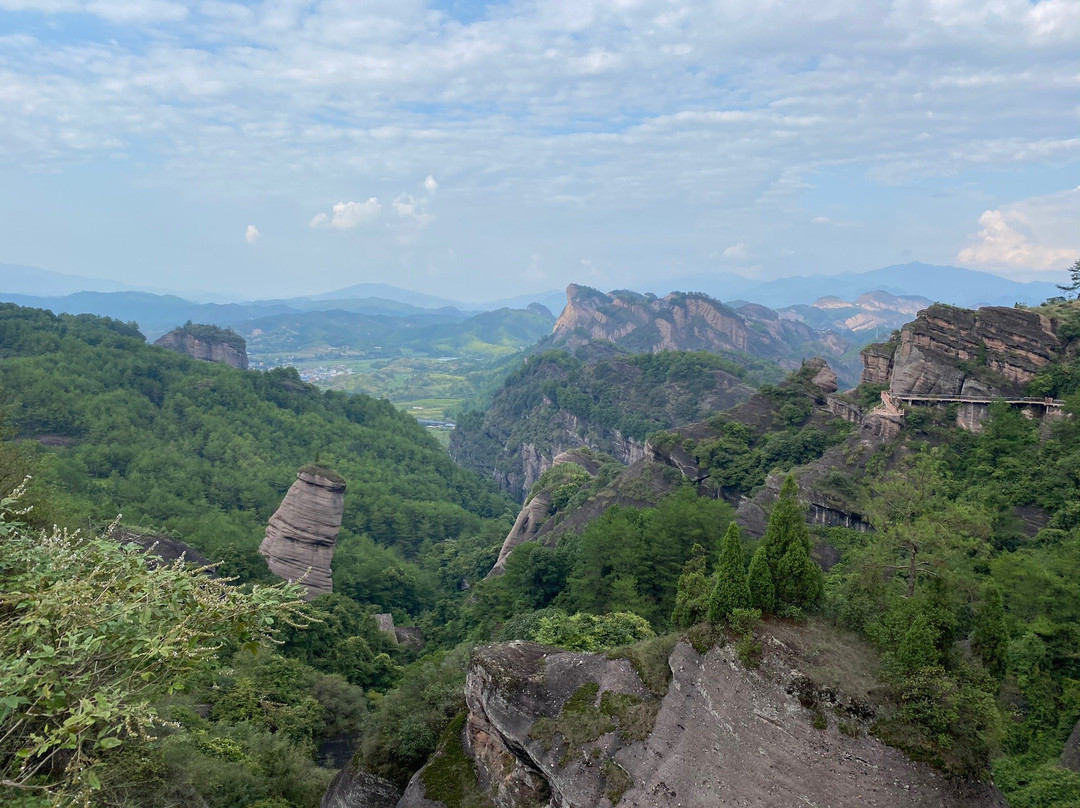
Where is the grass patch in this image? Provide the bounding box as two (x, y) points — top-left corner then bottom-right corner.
(736, 634), (762, 669)
(606, 633), (678, 697)
(529, 678), (661, 770)
(298, 463), (346, 484)
(421, 713), (495, 808)
(598, 692), (660, 743)
(684, 622), (723, 655)
(602, 759), (633, 805)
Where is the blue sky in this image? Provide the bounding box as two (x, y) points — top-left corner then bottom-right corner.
(0, 0), (1078, 301)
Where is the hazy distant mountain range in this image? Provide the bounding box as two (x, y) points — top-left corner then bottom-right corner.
(658, 262), (1060, 309)
(2, 261), (1061, 317)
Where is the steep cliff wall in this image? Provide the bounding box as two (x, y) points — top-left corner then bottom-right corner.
(861, 304), (1059, 397)
(398, 636), (1004, 808)
(154, 324), (249, 369)
(551, 284), (851, 373)
(259, 467), (346, 600)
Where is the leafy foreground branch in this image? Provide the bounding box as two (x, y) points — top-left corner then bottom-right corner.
(0, 496), (308, 807)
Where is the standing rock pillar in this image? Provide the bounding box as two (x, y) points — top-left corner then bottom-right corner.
(259, 467), (346, 600)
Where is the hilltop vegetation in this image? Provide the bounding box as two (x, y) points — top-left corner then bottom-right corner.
(451, 348), (771, 500)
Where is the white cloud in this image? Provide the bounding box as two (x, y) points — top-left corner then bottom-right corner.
(957, 187), (1080, 273)
(2, 0), (1080, 293)
(244, 224), (260, 244)
(393, 193), (433, 225)
(309, 199), (382, 230)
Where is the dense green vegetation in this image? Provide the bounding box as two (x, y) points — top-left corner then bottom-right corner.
(0, 303), (519, 805)
(0, 303), (511, 574)
(0, 490), (349, 808)
(685, 365), (855, 494)
(10, 296), (1080, 807)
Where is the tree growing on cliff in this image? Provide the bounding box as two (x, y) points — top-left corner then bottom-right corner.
(708, 523), (751, 623)
(972, 580), (1008, 678)
(747, 546), (776, 613)
(760, 475), (822, 610)
(1057, 258), (1080, 298)
(672, 544), (711, 627)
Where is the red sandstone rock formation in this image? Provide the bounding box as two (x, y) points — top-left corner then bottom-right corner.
(259, 468), (345, 600)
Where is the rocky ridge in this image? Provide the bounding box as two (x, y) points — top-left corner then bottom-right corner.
(259, 467), (346, 600)
(450, 351), (755, 502)
(488, 449), (687, 576)
(552, 284), (850, 373)
(154, 323), (249, 369)
(388, 634), (1003, 808)
(860, 303), (1059, 396)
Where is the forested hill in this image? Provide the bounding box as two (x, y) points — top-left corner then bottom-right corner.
(451, 349), (768, 501)
(0, 303), (515, 586)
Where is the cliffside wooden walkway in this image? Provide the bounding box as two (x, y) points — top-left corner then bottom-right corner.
(893, 394), (1064, 410)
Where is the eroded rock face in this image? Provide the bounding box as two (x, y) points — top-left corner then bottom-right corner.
(259, 469), (345, 600)
(1061, 720), (1080, 772)
(154, 326), (248, 369)
(861, 304), (1059, 397)
(552, 285), (849, 370)
(403, 639), (1004, 808)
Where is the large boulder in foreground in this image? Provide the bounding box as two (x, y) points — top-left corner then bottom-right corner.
(397, 630), (1005, 808)
(154, 322), (249, 369)
(259, 466), (345, 600)
(322, 762), (401, 808)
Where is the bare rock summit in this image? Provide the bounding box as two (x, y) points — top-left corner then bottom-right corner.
(155, 322), (249, 369)
(259, 466), (346, 600)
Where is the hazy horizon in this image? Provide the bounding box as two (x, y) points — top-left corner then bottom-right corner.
(1, 1), (1078, 300)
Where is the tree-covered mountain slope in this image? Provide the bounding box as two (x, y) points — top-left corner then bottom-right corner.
(450, 348), (764, 502)
(0, 303), (515, 602)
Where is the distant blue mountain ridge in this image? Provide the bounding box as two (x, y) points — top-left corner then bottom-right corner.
(658, 262), (1060, 309)
(0, 261), (1063, 341)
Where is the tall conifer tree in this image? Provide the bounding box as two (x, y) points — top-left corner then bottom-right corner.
(708, 523), (751, 623)
(747, 545), (775, 613)
(760, 475), (822, 610)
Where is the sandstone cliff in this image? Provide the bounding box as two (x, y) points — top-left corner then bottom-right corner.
(259, 466), (346, 600)
(860, 303), (1059, 397)
(552, 285), (851, 374)
(396, 632), (1004, 808)
(155, 322), (249, 369)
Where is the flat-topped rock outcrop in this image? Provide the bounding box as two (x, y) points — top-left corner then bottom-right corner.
(154, 322), (248, 369)
(860, 304), (1058, 397)
(259, 466), (346, 600)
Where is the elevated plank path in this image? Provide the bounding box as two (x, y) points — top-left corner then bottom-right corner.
(894, 394), (1064, 409)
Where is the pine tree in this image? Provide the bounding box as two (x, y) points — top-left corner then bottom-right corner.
(760, 475), (822, 610)
(747, 545), (775, 613)
(972, 580), (1008, 677)
(1057, 258), (1080, 298)
(708, 523), (751, 623)
(671, 544), (711, 628)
